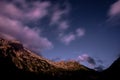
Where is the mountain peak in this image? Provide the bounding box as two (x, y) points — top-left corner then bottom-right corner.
(0, 38), (23, 50)
(0, 38), (55, 72)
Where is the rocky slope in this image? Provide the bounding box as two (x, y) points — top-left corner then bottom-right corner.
(0, 38), (98, 80)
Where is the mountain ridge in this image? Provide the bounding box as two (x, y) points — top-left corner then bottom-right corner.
(0, 38), (120, 80)
(0, 38), (98, 80)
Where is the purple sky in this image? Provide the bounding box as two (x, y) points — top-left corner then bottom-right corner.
(0, 0), (120, 69)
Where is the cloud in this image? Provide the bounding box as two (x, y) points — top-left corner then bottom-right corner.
(50, 9), (65, 25)
(107, 0), (120, 25)
(0, 0), (53, 52)
(77, 54), (106, 70)
(78, 54), (96, 66)
(59, 28), (85, 45)
(26, 1), (51, 20)
(50, 3), (70, 31)
(0, 1), (23, 19)
(76, 28), (85, 37)
(78, 54), (105, 70)
(49, 2), (85, 45)
(50, 3), (73, 45)
(0, 32), (15, 40)
(60, 33), (76, 45)
(0, 0), (51, 21)
(0, 16), (53, 52)
(108, 0), (120, 17)
(58, 21), (69, 31)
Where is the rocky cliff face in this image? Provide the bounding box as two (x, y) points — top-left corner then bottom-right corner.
(0, 38), (120, 80)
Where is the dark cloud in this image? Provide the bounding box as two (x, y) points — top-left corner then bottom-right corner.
(78, 54), (106, 70)
(78, 54), (96, 66)
(87, 57), (96, 66)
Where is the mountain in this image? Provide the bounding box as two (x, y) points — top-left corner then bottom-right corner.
(100, 57), (120, 80)
(1, 38), (120, 80)
(0, 38), (98, 80)
(0, 38), (120, 80)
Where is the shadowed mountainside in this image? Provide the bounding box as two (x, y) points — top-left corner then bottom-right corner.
(0, 38), (120, 80)
(100, 57), (120, 80)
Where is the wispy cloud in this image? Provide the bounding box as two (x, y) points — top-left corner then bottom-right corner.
(0, 0), (51, 21)
(0, 0), (85, 50)
(49, 2), (85, 45)
(50, 3), (70, 31)
(58, 21), (69, 31)
(50, 9), (65, 25)
(76, 28), (85, 37)
(49, 2), (80, 45)
(0, 1), (23, 20)
(26, 1), (51, 20)
(59, 28), (85, 45)
(60, 33), (76, 45)
(0, 0), (53, 52)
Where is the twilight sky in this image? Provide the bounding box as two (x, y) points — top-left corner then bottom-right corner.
(0, 0), (120, 70)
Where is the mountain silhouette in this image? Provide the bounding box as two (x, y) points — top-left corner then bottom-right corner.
(0, 38), (119, 80)
(100, 57), (120, 80)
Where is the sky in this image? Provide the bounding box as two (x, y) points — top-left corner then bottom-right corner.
(0, 0), (120, 70)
